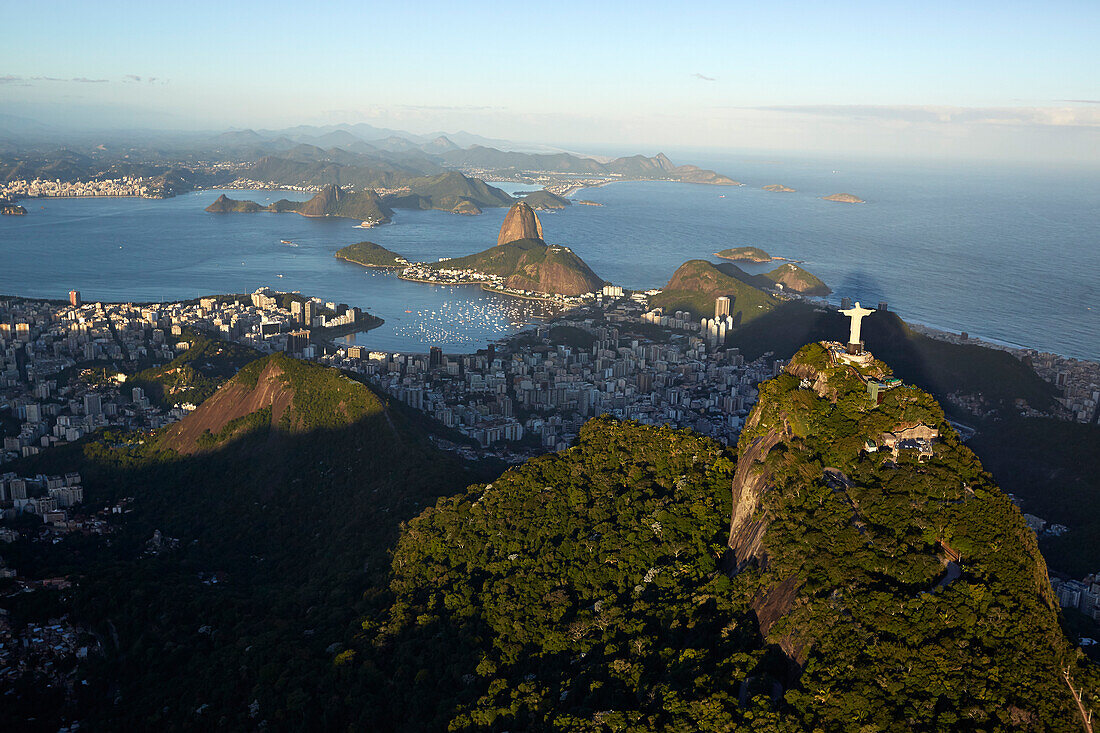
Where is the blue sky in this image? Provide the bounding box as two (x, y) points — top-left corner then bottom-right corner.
(3, 0), (1099, 160)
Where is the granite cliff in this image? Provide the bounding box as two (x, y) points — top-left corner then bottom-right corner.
(722, 342), (1087, 727)
(497, 200), (544, 245)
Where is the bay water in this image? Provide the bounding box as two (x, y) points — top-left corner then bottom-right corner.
(0, 154), (1096, 359)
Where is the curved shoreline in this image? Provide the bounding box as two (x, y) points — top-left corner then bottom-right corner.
(395, 272), (572, 304)
(335, 255), (404, 269)
(310, 316), (385, 341)
(397, 273), (493, 287)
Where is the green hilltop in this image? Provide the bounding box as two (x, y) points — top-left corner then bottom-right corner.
(128, 329), (260, 408)
(7, 351), (479, 729)
(714, 245), (773, 262)
(758, 262), (830, 295)
(334, 240), (408, 268)
(714, 260), (831, 296)
(351, 349), (1095, 730)
(384, 171), (513, 215)
(518, 189), (572, 210)
(726, 343), (1087, 729)
(204, 193), (265, 213)
(165, 352), (383, 450)
(650, 259), (778, 324)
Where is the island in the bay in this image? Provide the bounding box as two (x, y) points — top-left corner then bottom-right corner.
(714, 245), (775, 262)
(328, 201), (831, 305)
(333, 241), (409, 268)
(823, 192), (865, 203)
(762, 183), (795, 192)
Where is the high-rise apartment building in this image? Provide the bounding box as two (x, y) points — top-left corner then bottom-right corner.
(715, 296), (730, 319)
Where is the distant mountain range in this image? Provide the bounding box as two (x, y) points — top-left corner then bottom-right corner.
(0, 120), (740, 201)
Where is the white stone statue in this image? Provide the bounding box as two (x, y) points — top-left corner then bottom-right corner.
(839, 301), (876, 346)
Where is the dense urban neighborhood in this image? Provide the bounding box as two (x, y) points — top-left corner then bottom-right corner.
(1, 283), (1099, 700)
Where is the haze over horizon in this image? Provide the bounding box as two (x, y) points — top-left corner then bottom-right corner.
(3, 0), (1099, 163)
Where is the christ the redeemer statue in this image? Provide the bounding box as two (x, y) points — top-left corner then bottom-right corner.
(839, 301), (875, 353)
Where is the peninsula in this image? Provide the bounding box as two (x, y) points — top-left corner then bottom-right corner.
(329, 200), (605, 299)
(428, 202), (604, 297)
(382, 171), (513, 215)
(650, 259), (778, 324)
(516, 189), (571, 210)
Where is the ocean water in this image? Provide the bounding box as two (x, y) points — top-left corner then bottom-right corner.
(0, 155), (1097, 360)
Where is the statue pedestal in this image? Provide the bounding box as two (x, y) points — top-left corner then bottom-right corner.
(846, 341), (864, 355)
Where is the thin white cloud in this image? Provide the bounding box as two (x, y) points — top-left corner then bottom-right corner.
(746, 104), (1100, 128)
(1, 75), (109, 84)
(693, 73), (716, 82)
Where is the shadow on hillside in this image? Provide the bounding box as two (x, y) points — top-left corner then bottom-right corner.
(727, 301), (1057, 411)
(7, 397), (488, 730)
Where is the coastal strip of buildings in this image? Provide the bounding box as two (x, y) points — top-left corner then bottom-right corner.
(0, 177), (155, 199)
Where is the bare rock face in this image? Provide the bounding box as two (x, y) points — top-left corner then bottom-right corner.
(497, 201), (543, 246)
(727, 429), (784, 569)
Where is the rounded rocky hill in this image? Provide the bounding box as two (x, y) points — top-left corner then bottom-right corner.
(162, 353), (386, 454)
(497, 200), (544, 245)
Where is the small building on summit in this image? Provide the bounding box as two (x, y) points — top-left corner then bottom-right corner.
(868, 423), (939, 461)
(867, 378), (903, 405)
